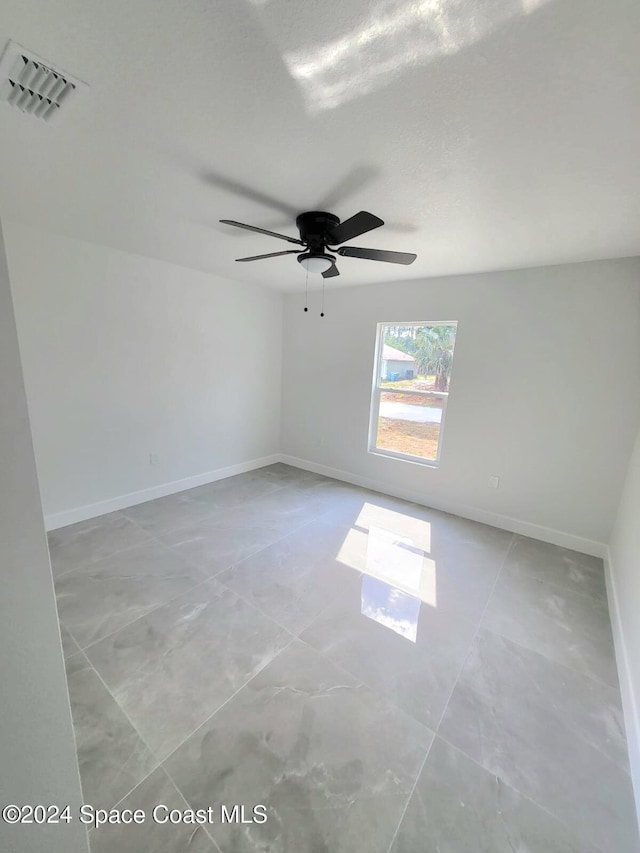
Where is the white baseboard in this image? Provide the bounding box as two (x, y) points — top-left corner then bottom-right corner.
(46, 450), (608, 557)
(604, 550), (640, 825)
(279, 454), (607, 558)
(44, 454), (281, 531)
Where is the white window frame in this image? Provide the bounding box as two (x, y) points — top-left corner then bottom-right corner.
(368, 321), (458, 468)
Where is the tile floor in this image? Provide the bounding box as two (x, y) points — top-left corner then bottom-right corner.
(50, 464), (640, 852)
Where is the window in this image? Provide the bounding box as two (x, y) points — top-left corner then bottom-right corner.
(369, 322), (458, 466)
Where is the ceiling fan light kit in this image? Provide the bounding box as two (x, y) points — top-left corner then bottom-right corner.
(297, 252), (335, 274)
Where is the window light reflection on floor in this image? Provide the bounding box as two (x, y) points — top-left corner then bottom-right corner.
(361, 575), (421, 642)
(335, 502), (437, 641)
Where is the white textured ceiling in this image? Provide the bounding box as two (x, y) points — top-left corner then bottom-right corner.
(0, 0), (639, 291)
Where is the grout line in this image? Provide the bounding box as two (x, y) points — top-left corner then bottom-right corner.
(479, 621), (623, 695)
(159, 633), (300, 768)
(77, 629), (292, 835)
(61, 623), (85, 660)
(80, 628), (299, 825)
(159, 770), (226, 853)
(210, 576), (300, 638)
(74, 648), (163, 809)
(119, 511), (161, 537)
(52, 469), (356, 586)
(50, 472), (296, 580)
(381, 535), (516, 852)
(433, 533), (517, 735)
(61, 624), (83, 659)
(475, 623), (630, 775)
(294, 634), (366, 689)
(59, 471), (348, 842)
(504, 567), (610, 609)
(76, 565), (296, 671)
(385, 735), (435, 853)
(434, 733), (608, 853)
(67, 513), (315, 657)
(159, 630), (423, 852)
(120, 483), (290, 537)
(159, 767), (224, 853)
(59, 627), (90, 811)
(70, 480), (516, 786)
(294, 632), (439, 739)
(68, 473), (598, 848)
(51, 536), (155, 583)
(68, 561), (214, 656)
(209, 531), (354, 640)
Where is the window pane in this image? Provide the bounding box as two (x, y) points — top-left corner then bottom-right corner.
(381, 324), (457, 393)
(376, 391), (444, 461)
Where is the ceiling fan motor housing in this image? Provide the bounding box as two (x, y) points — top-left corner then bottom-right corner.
(295, 211), (340, 252)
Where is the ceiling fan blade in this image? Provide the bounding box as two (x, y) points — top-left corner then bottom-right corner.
(337, 246), (417, 265)
(235, 250), (300, 262)
(322, 262), (340, 279)
(220, 220), (304, 245)
(329, 211), (384, 245)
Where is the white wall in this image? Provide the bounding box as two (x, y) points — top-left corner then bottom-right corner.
(281, 258), (640, 550)
(609, 426), (640, 815)
(4, 222), (283, 524)
(0, 219), (88, 853)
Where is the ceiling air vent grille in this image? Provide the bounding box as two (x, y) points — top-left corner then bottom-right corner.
(0, 40), (88, 123)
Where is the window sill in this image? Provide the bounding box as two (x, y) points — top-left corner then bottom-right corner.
(368, 448), (440, 469)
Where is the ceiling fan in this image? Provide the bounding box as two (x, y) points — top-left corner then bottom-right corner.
(220, 210), (417, 279)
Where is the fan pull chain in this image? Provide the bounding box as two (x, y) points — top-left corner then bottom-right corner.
(304, 265), (309, 313)
(320, 278), (325, 317)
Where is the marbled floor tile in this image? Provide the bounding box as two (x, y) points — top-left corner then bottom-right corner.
(65, 654), (156, 810)
(253, 463), (328, 489)
(331, 497), (439, 550)
(90, 767), (217, 853)
(483, 565), (619, 687)
(430, 511), (514, 546)
(60, 623), (81, 659)
(324, 498), (512, 621)
(318, 484), (434, 529)
(300, 579), (478, 729)
(86, 580), (292, 761)
(56, 540), (208, 648)
(121, 491), (219, 536)
(391, 736), (598, 853)
(311, 478), (379, 503)
(439, 630), (639, 853)
(157, 519), (284, 576)
(164, 640), (433, 851)
(312, 507), (440, 582)
(47, 511), (152, 577)
(424, 528), (513, 621)
(505, 535), (607, 601)
(205, 486), (335, 538)
(200, 794), (408, 853)
(216, 525), (358, 634)
(280, 516), (363, 567)
(183, 470), (286, 510)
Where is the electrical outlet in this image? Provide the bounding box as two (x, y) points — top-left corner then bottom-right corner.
(149, 453), (160, 465)
(488, 475), (500, 489)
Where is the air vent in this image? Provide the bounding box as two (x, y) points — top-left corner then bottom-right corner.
(0, 40), (88, 123)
